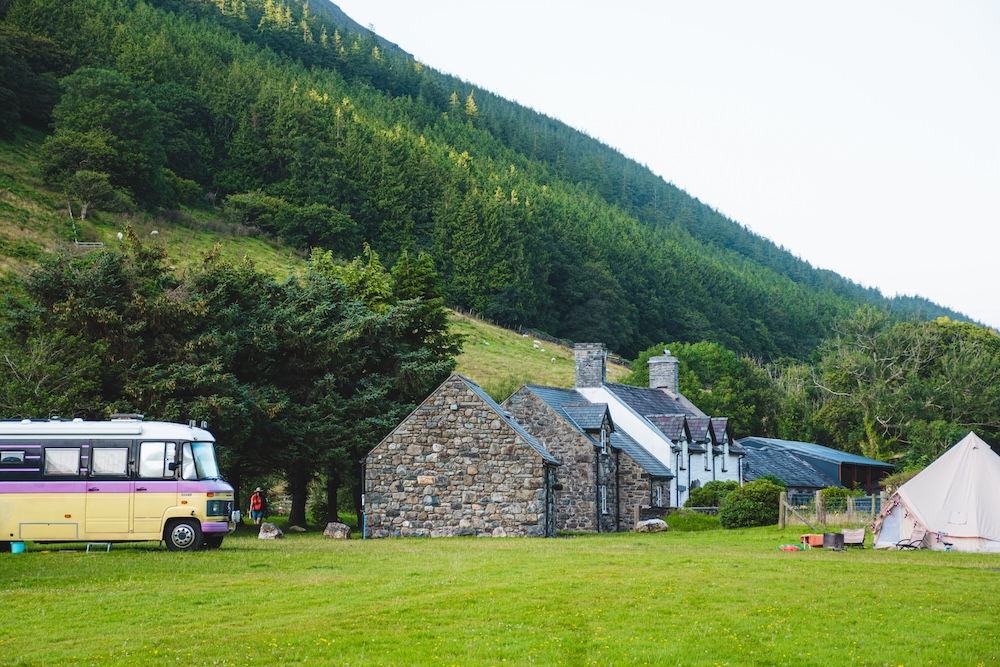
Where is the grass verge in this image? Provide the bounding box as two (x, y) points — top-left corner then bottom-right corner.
(1, 526), (997, 666)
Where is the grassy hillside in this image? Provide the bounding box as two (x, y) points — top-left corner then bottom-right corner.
(3, 527), (997, 666)
(451, 310), (628, 401)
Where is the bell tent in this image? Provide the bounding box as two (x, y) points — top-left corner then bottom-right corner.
(872, 432), (1000, 552)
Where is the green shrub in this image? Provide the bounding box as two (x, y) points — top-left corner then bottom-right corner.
(820, 486), (864, 500)
(684, 480), (739, 508)
(665, 510), (721, 531)
(757, 473), (787, 489)
(718, 479), (783, 528)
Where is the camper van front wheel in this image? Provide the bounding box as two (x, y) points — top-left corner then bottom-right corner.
(165, 519), (204, 552)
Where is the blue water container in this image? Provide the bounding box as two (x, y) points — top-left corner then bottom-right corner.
(10, 542), (25, 554)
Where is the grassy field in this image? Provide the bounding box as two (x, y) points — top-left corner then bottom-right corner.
(2, 526), (997, 667)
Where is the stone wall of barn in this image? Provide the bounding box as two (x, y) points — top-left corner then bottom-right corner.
(364, 376), (552, 538)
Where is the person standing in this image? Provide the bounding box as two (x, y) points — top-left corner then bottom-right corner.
(249, 487), (266, 525)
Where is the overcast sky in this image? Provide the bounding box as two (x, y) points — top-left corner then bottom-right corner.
(331, 1), (1000, 329)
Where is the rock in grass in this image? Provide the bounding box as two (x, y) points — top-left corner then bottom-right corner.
(287, 525), (307, 533)
(258, 522), (284, 540)
(635, 519), (668, 533)
(323, 522), (351, 539)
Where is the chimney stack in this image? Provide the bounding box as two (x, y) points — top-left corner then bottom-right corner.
(574, 343), (607, 388)
(649, 349), (680, 394)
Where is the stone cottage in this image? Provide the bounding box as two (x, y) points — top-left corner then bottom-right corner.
(528, 343), (744, 512)
(503, 385), (621, 532)
(364, 373), (560, 538)
(504, 384), (675, 531)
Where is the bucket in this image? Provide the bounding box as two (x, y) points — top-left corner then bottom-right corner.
(10, 542), (25, 554)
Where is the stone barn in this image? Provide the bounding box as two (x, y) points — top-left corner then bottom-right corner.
(364, 374), (560, 538)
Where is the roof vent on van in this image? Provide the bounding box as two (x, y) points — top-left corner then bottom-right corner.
(110, 413), (145, 421)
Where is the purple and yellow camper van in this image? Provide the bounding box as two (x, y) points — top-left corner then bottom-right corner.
(0, 416), (237, 552)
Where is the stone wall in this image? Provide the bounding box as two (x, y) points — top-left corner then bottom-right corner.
(365, 376), (553, 538)
(617, 451), (651, 528)
(505, 389), (619, 532)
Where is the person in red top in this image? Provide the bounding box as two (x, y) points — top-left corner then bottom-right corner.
(249, 487), (266, 525)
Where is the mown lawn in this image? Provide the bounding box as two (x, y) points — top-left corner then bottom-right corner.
(1, 526), (997, 666)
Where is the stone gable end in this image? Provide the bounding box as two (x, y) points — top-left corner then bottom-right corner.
(365, 375), (553, 538)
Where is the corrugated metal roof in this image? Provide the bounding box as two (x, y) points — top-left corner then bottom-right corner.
(612, 430), (674, 479)
(461, 376), (561, 465)
(742, 445), (840, 489)
(738, 437), (894, 468)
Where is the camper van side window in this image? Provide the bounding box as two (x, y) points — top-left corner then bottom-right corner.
(0, 450), (25, 464)
(138, 442), (176, 478)
(91, 448), (129, 476)
(44, 448), (80, 476)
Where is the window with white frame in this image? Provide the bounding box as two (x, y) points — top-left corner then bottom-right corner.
(600, 485), (608, 514)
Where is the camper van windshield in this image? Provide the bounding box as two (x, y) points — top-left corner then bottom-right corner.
(182, 441), (221, 480)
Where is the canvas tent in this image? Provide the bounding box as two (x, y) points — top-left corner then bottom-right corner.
(872, 432), (1000, 552)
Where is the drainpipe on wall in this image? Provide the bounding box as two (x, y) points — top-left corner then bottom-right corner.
(360, 457), (367, 540)
(615, 451), (622, 533)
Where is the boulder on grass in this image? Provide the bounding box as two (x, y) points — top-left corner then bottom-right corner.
(287, 524), (307, 533)
(635, 518), (668, 533)
(258, 522), (284, 540)
(323, 522), (351, 539)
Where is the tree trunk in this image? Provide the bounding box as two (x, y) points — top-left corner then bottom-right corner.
(80, 201), (90, 220)
(353, 459), (364, 529)
(287, 467), (310, 527)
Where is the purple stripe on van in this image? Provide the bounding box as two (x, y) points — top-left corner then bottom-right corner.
(86, 481), (133, 492)
(0, 481), (88, 493)
(0, 468), (40, 473)
(202, 521), (230, 533)
(26, 455), (41, 460)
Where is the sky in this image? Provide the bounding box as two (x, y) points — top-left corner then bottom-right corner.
(332, 1), (1000, 328)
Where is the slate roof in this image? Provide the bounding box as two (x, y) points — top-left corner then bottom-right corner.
(604, 382), (696, 419)
(645, 414), (689, 451)
(461, 376), (561, 465)
(738, 437), (894, 468)
(710, 417), (744, 453)
(612, 429), (674, 479)
(524, 384), (672, 478)
(742, 445), (840, 489)
(561, 403), (611, 432)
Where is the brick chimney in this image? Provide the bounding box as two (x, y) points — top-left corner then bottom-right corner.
(574, 343), (607, 388)
(648, 349), (680, 394)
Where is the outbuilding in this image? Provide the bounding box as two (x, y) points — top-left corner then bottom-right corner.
(364, 374), (559, 538)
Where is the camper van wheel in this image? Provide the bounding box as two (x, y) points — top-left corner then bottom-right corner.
(165, 519), (204, 552)
(203, 535), (224, 549)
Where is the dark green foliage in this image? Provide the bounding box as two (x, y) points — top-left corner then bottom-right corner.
(718, 479), (783, 529)
(0, 227), (457, 526)
(683, 480), (739, 508)
(622, 341), (782, 437)
(43, 68), (166, 205)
